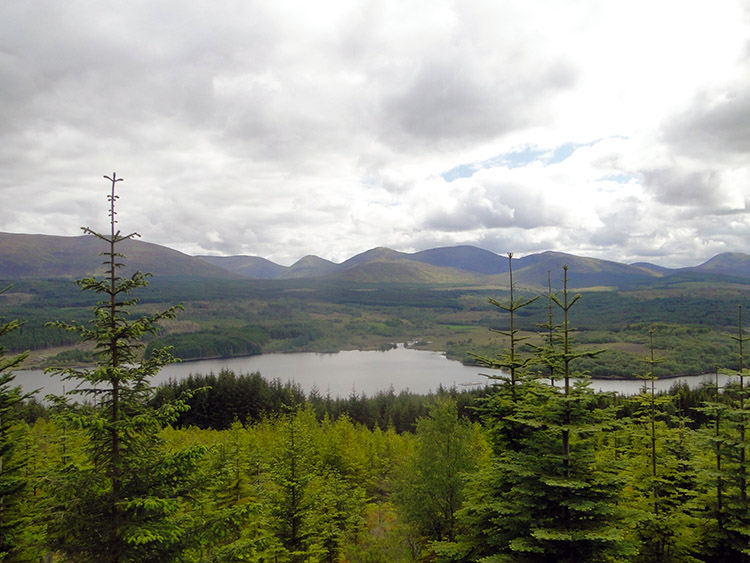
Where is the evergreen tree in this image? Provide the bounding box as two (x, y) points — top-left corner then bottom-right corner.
(186, 421), (281, 562)
(269, 407), (316, 561)
(623, 327), (702, 562)
(439, 265), (629, 562)
(45, 174), (199, 562)
(470, 253), (538, 451)
(696, 305), (750, 561)
(0, 308), (30, 561)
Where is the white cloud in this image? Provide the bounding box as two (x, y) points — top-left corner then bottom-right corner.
(0, 0), (748, 267)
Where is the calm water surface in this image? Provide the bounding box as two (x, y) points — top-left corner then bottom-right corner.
(14, 345), (734, 400)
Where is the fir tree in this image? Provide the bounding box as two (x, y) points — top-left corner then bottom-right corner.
(439, 265), (629, 563)
(45, 173), (199, 563)
(470, 253), (538, 451)
(623, 327), (702, 562)
(0, 308), (30, 561)
(696, 305), (750, 561)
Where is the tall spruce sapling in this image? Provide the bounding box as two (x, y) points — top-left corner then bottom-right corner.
(728, 305), (750, 509)
(639, 328), (668, 513)
(699, 304), (750, 559)
(437, 265), (629, 563)
(625, 327), (702, 562)
(528, 270), (564, 386)
(45, 174), (198, 563)
(0, 300), (30, 560)
(470, 253), (538, 451)
(471, 253), (539, 393)
(546, 265), (607, 474)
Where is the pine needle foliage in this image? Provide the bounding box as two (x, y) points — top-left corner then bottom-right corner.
(696, 305), (750, 561)
(0, 305), (30, 561)
(623, 328), (703, 562)
(438, 265), (630, 563)
(470, 253), (539, 452)
(44, 174), (198, 563)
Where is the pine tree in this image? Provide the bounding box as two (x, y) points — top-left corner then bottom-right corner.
(45, 173), (200, 562)
(269, 407), (316, 561)
(696, 305), (750, 561)
(622, 327), (702, 562)
(439, 265), (629, 563)
(187, 421), (281, 562)
(0, 308), (30, 561)
(470, 253), (538, 451)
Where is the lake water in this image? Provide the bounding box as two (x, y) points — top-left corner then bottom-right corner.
(14, 344), (735, 400)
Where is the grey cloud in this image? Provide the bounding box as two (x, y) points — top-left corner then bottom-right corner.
(423, 180), (566, 234)
(589, 198), (642, 247)
(664, 88), (750, 158)
(425, 198), (514, 232)
(640, 168), (722, 207)
(1, 1), (749, 271)
(379, 51), (577, 150)
(649, 47), (750, 212)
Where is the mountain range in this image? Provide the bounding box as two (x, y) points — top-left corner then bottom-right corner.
(2, 231), (750, 290)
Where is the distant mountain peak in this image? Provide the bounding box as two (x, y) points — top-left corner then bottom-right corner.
(283, 255), (338, 279)
(5, 231), (750, 289)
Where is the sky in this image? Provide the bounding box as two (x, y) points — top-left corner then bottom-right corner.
(1, 1), (749, 268)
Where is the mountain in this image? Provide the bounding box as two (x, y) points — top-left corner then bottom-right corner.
(0, 232), (239, 280)
(5, 231), (750, 290)
(411, 245), (510, 275)
(197, 255), (287, 279)
(334, 258), (481, 284)
(511, 251), (659, 289)
(338, 247), (410, 269)
(323, 246), (490, 284)
(630, 262), (673, 276)
(281, 255), (339, 279)
(689, 252), (750, 278)
(196, 246), (667, 288)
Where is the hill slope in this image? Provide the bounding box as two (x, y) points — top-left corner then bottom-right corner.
(0, 232), (238, 280)
(512, 251), (660, 289)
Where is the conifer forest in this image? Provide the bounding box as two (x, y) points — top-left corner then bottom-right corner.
(3, 179), (750, 563)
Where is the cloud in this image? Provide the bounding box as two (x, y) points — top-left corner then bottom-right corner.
(0, 0), (749, 268)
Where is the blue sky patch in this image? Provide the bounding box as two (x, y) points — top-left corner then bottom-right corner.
(441, 142), (588, 182)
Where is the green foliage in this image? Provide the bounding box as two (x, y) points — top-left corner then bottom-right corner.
(394, 398), (485, 552)
(44, 175), (197, 563)
(440, 266), (631, 563)
(154, 369), (485, 433)
(152, 370), (305, 430)
(0, 313), (32, 561)
(146, 326), (268, 361)
(7, 205), (750, 562)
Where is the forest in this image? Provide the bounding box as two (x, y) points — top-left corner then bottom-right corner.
(3, 182), (750, 562)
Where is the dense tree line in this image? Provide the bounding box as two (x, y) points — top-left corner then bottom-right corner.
(151, 368), (483, 433)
